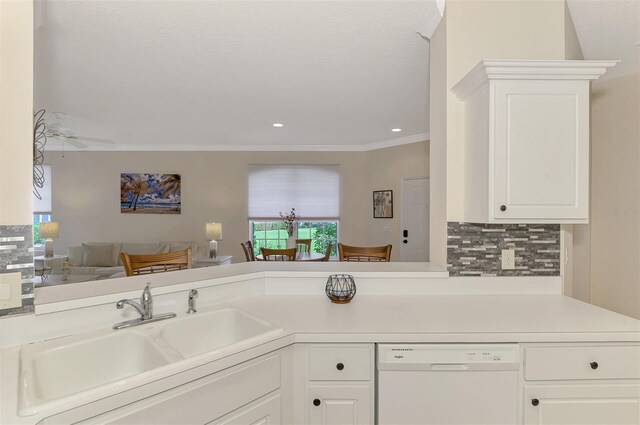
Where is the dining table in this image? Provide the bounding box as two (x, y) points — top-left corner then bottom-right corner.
(256, 252), (325, 262)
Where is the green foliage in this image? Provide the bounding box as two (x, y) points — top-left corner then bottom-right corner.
(312, 223), (338, 256)
(251, 221), (338, 257)
(33, 222), (45, 245)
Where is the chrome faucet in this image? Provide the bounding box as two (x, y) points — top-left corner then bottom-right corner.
(113, 283), (176, 330)
(187, 289), (198, 314)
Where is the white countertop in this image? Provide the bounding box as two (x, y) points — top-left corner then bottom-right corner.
(228, 294), (640, 343)
(3, 267), (639, 424)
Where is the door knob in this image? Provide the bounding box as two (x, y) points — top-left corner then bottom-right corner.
(336, 363), (344, 370)
(590, 362), (599, 370)
(500, 205), (507, 212)
(531, 399), (539, 406)
(313, 399), (321, 406)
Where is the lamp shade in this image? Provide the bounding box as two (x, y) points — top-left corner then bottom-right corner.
(39, 222), (60, 239)
(206, 223), (222, 241)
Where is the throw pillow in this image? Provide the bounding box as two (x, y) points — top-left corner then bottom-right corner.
(66, 246), (84, 267)
(82, 243), (116, 267)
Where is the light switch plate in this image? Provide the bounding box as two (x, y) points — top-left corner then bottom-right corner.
(501, 249), (515, 270)
(0, 272), (23, 309)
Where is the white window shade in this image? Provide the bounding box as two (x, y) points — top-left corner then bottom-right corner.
(248, 165), (339, 219)
(33, 164), (52, 214)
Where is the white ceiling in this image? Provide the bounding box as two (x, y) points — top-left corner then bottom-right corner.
(567, 0), (640, 80)
(35, 1), (431, 151)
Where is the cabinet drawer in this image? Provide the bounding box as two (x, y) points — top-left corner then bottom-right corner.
(525, 346), (640, 381)
(309, 346), (371, 381)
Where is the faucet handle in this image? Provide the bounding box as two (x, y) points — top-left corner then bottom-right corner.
(187, 289), (198, 314)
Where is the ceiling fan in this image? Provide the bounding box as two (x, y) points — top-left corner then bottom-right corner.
(45, 111), (115, 149)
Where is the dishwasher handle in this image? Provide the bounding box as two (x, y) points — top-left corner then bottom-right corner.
(430, 364), (469, 371)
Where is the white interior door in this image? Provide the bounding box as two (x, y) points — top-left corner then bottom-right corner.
(400, 177), (429, 261)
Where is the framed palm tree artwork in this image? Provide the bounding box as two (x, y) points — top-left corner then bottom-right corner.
(120, 173), (181, 214)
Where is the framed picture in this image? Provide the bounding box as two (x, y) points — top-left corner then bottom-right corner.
(121, 173), (181, 214)
(373, 190), (393, 218)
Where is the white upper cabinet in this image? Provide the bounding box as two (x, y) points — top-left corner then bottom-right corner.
(452, 60), (617, 224)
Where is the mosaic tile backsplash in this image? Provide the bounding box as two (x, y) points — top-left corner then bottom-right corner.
(0, 225), (34, 317)
(447, 222), (560, 277)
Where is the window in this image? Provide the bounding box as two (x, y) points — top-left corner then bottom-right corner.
(248, 165), (339, 257)
(33, 164), (52, 248)
(250, 220), (338, 257)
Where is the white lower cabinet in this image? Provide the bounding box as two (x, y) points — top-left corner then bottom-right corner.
(523, 344), (640, 425)
(524, 384), (640, 425)
(308, 384), (371, 425)
(295, 344), (375, 425)
(49, 353), (284, 425)
(211, 393), (281, 425)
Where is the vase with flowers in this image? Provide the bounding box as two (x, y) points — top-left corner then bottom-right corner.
(280, 208), (297, 249)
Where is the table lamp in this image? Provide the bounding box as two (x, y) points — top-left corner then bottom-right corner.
(39, 222), (59, 257)
(206, 223), (222, 258)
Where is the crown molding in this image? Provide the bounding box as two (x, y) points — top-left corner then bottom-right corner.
(44, 133), (430, 153)
(452, 60), (619, 101)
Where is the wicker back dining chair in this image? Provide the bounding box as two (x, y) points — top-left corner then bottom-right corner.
(338, 243), (392, 262)
(120, 248), (192, 276)
(241, 240), (256, 262)
(261, 247), (297, 261)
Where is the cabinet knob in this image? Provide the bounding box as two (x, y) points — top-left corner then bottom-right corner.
(313, 398), (321, 407)
(500, 205), (507, 212)
(336, 362), (345, 371)
(531, 398), (539, 407)
(590, 361), (599, 370)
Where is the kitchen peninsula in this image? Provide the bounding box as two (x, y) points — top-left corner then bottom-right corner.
(1, 262), (638, 424)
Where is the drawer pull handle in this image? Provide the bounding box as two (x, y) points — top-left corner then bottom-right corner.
(590, 361), (599, 370)
(313, 399), (321, 407)
(531, 399), (539, 407)
(336, 362), (345, 371)
(500, 205), (507, 212)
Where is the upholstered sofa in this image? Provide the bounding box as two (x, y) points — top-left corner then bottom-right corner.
(54, 241), (203, 279)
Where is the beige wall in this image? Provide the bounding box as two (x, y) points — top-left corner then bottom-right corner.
(0, 0), (33, 225)
(588, 73), (640, 319)
(366, 142), (430, 250)
(428, 12), (448, 266)
(46, 142), (429, 262)
(444, 0), (566, 220)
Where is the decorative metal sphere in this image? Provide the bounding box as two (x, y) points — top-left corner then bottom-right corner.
(325, 274), (356, 304)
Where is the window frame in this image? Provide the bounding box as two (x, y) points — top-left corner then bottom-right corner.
(249, 220), (339, 258)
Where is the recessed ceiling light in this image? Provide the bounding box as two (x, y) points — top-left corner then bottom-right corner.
(392, 128), (402, 132)
(273, 123), (284, 128)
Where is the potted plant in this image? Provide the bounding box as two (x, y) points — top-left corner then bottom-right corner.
(280, 208), (297, 248)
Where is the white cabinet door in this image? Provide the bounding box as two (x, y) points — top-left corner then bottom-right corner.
(492, 80), (589, 222)
(524, 384), (640, 425)
(308, 384), (371, 425)
(74, 355), (281, 425)
(211, 394), (281, 425)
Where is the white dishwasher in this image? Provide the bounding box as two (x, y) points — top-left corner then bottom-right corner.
(377, 344), (521, 425)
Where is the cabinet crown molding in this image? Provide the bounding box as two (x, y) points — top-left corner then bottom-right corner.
(452, 60), (619, 101)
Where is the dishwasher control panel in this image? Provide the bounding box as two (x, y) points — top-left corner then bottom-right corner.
(377, 344), (520, 371)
